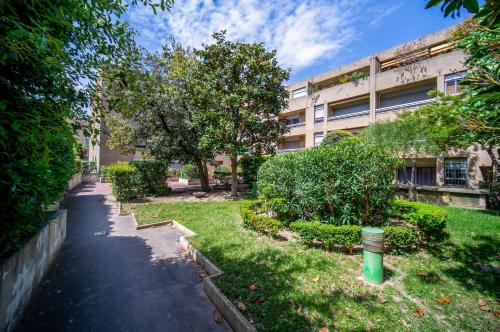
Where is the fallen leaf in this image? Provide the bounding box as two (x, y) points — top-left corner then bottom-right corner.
(296, 305), (305, 316)
(480, 305), (490, 312)
(213, 310), (224, 324)
(252, 295), (265, 304)
(248, 284), (258, 291)
(313, 275), (320, 282)
(414, 307), (424, 317)
(379, 296), (388, 304)
(237, 301), (247, 311)
(319, 327), (329, 332)
(494, 311), (500, 317)
(436, 296), (451, 304)
(478, 299), (487, 307)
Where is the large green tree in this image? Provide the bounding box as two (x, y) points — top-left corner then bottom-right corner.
(193, 32), (290, 196)
(0, 0), (172, 255)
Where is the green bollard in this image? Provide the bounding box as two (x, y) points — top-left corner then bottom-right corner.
(362, 227), (384, 284)
(251, 182), (257, 197)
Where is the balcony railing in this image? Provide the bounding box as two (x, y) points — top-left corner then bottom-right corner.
(277, 148), (303, 154)
(376, 98), (435, 113)
(287, 122), (306, 128)
(327, 110), (370, 121)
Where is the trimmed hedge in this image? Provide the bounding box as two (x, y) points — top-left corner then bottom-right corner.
(181, 164), (199, 180)
(391, 200), (447, 233)
(290, 222), (420, 254)
(107, 163), (138, 201)
(213, 164), (232, 184)
(130, 160), (171, 196)
(240, 200), (283, 237)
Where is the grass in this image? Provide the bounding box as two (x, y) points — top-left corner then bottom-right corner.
(127, 202), (500, 331)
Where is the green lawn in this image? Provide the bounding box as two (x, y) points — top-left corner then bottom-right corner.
(127, 201), (499, 331)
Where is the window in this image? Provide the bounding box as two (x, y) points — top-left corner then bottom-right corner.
(283, 138), (300, 150)
(83, 137), (90, 147)
(314, 104), (324, 123)
(330, 100), (369, 118)
(379, 82), (436, 109)
(292, 87), (307, 99)
(314, 132), (324, 146)
(397, 167), (437, 186)
(286, 116), (301, 126)
(444, 158), (467, 186)
(444, 71), (466, 95)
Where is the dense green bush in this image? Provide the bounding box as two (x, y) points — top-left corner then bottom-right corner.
(391, 200), (447, 233)
(181, 164), (199, 179)
(99, 165), (107, 177)
(290, 222), (420, 254)
(321, 130), (353, 146)
(107, 164), (138, 201)
(130, 160), (171, 196)
(240, 200), (283, 237)
(82, 161), (96, 175)
(240, 155), (269, 183)
(258, 138), (400, 225)
(213, 164), (232, 184)
(73, 158), (82, 175)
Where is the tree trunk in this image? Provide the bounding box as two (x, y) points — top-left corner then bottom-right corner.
(408, 158), (417, 201)
(195, 160), (210, 192)
(230, 158), (239, 197)
(486, 145), (499, 179)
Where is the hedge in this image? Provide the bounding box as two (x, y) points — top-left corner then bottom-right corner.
(258, 138), (400, 224)
(240, 200), (283, 237)
(130, 160), (171, 196)
(213, 164), (232, 184)
(240, 155), (268, 184)
(181, 164), (199, 179)
(391, 200), (447, 233)
(290, 222), (420, 254)
(107, 163), (138, 201)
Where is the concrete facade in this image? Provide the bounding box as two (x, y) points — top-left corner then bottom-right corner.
(0, 210), (67, 332)
(279, 26), (493, 209)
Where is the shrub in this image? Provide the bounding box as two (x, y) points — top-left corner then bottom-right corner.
(391, 200), (447, 233)
(213, 164), (232, 184)
(321, 130), (353, 146)
(258, 138), (400, 225)
(99, 165), (107, 177)
(82, 161), (96, 175)
(240, 200), (283, 237)
(290, 222), (420, 254)
(240, 155), (269, 184)
(107, 164), (138, 201)
(383, 226), (421, 254)
(130, 160), (171, 196)
(73, 158), (82, 175)
(181, 164), (199, 179)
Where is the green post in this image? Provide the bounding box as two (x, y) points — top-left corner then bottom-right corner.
(251, 181), (257, 197)
(362, 227), (384, 284)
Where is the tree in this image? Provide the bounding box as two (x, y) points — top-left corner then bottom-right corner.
(193, 32), (290, 196)
(321, 130), (353, 146)
(426, 0), (499, 207)
(0, 0), (172, 255)
(106, 42), (216, 192)
(361, 104), (445, 200)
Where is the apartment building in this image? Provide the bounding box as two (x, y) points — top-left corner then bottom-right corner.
(278, 26), (492, 209)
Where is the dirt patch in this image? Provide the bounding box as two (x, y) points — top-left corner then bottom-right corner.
(127, 191), (232, 204)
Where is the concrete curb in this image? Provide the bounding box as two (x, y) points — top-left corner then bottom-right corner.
(172, 220), (256, 332)
(136, 220), (172, 230)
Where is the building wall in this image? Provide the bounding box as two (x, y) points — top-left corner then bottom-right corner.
(280, 26), (493, 208)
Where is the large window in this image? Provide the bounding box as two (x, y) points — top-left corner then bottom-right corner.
(292, 87), (307, 99)
(444, 158), (467, 186)
(314, 104), (324, 123)
(286, 116), (301, 126)
(379, 82), (436, 109)
(444, 71), (466, 95)
(314, 132), (324, 146)
(397, 167), (436, 186)
(282, 138), (301, 150)
(330, 100), (369, 118)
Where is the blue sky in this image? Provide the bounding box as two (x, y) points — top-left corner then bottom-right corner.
(125, 0), (472, 83)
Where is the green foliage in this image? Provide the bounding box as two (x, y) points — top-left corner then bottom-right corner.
(240, 200), (283, 237)
(181, 164), (199, 180)
(258, 138), (399, 225)
(321, 130), (353, 146)
(240, 155), (269, 183)
(290, 222), (420, 254)
(130, 160), (171, 196)
(82, 161), (96, 175)
(107, 164), (139, 201)
(213, 165), (232, 184)
(383, 226), (421, 254)
(73, 158), (82, 175)
(391, 200), (448, 233)
(337, 71), (369, 84)
(99, 165), (107, 177)
(193, 31), (290, 195)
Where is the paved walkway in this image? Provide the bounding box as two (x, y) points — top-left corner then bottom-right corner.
(18, 183), (229, 332)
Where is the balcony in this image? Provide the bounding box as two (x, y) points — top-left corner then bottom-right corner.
(276, 148), (303, 154)
(375, 98), (435, 113)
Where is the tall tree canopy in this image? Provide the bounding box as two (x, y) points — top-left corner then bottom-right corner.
(194, 32), (290, 196)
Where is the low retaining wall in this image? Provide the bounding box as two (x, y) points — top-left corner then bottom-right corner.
(397, 186), (488, 209)
(67, 173), (82, 191)
(0, 210), (67, 332)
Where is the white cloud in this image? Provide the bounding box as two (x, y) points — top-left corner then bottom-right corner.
(127, 0), (396, 72)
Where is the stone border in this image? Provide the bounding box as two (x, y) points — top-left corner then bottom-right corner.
(172, 220), (256, 332)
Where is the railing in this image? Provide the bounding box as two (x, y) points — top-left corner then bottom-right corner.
(376, 98), (435, 113)
(276, 148), (303, 154)
(327, 110), (370, 121)
(287, 122), (306, 128)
